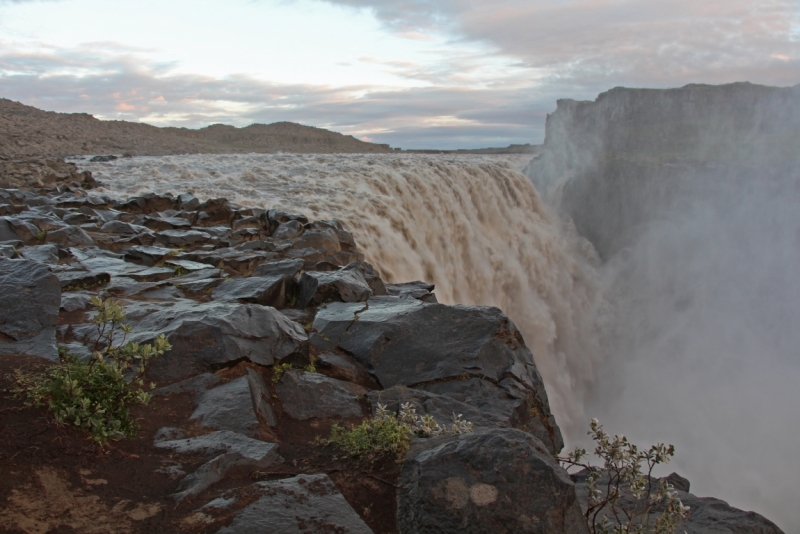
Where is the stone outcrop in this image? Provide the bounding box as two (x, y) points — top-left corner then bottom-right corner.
(398, 429), (587, 534)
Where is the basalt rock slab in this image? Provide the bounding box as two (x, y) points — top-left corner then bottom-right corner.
(190, 376), (263, 438)
(155, 229), (212, 247)
(275, 370), (367, 421)
(315, 351), (373, 385)
(0, 258), (60, 360)
(398, 429), (587, 534)
(19, 244), (60, 265)
(245, 368), (278, 428)
(252, 258), (304, 278)
(211, 274), (295, 309)
(118, 299), (308, 381)
(204, 474), (373, 534)
(296, 269), (372, 308)
(386, 281), (437, 302)
(56, 270), (111, 290)
(313, 296), (563, 453)
(44, 225), (94, 247)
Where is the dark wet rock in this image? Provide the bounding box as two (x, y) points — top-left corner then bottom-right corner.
(316, 351), (373, 385)
(342, 261), (387, 296)
(293, 226), (341, 255)
(154, 430), (282, 501)
(124, 245), (177, 266)
(0, 259), (60, 360)
(245, 367), (278, 428)
(313, 296), (563, 453)
(128, 266), (177, 282)
(0, 216), (40, 244)
(165, 259), (216, 273)
(117, 299), (308, 381)
(195, 198), (235, 226)
(368, 385), (508, 431)
(175, 278), (224, 296)
(69, 247), (145, 277)
(398, 429), (587, 534)
(168, 267), (222, 285)
(20, 244), (59, 265)
(205, 474), (373, 534)
(61, 211), (96, 225)
(386, 281), (437, 302)
(104, 277), (168, 297)
(143, 214), (192, 232)
(231, 216), (261, 231)
(253, 258), (304, 278)
(140, 285), (185, 300)
(177, 247), (275, 275)
(99, 220), (150, 236)
(56, 270), (111, 290)
(190, 376), (263, 437)
(151, 373), (222, 397)
(0, 244), (19, 259)
(276, 369), (367, 420)
(571, 470), (783, 534)
(297, 269), (372, 309)
(261, 208), (309, 235)
(211, 275), (295, 308)
(279, 308), (314, 326)
(177, 193), (200, 211)
(0, 219), (21, 242)
(117, 193), (177, 214)
(272, 220), (304, 240)
(664, 472), (690, 493)
(155, 229), (211, 247)
(229, 228), (261, 243)
(44, 225), (94, 247)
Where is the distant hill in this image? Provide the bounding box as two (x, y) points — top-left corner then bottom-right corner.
(0, 99), (393, 157)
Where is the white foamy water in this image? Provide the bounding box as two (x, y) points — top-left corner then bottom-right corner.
(78, 153), (608, 433)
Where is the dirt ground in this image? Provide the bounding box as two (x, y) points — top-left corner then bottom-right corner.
(0, 355), (400, 534)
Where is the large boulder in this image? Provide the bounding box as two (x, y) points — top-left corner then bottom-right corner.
(397, 429), (587, 534)
(211, 274), (296, 309)
(276, 369), (367, 420)
(101, 299), (308, 381)
(202, 474), (373, 534)
(0, 259), (60, 360)
(190, 376), (263, 438)
(296, 269), (372, 308)
(313, 296), (563, 452)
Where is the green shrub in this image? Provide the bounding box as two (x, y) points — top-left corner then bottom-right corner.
(325, 403), (473, 463)
(556, 418), (690, 534)
(13, 297), (171, 443)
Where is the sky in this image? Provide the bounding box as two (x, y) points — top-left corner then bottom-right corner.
(1, 0), (799, 149)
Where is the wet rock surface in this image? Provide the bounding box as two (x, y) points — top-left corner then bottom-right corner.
(398, 429), (587, 534)
(203, 474), (374, 534)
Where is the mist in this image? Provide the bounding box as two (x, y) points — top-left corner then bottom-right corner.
(527, 83), (800, 530)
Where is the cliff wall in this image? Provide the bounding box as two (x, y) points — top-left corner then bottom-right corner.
(525, 82), (800, 257)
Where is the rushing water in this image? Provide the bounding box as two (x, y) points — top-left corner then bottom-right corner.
(78, 153), (609, 434)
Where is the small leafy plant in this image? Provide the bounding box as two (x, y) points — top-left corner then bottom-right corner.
(556, 418), (690, 534)
(324, 402), (473, 462)
(13, 297), (171, 442)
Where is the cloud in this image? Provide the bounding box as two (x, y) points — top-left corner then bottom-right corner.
(319, 0), (800, 88)
(0, 42), (552, 148)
